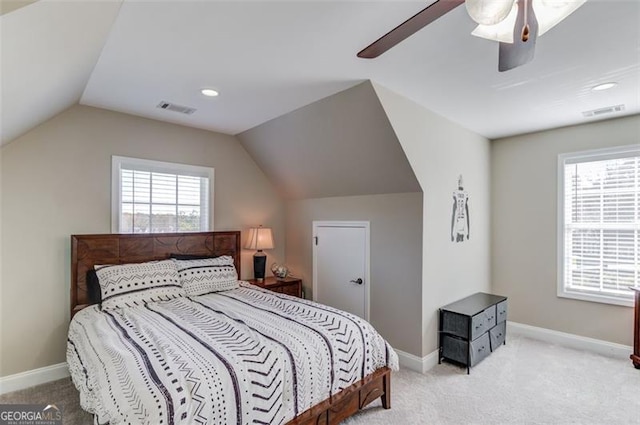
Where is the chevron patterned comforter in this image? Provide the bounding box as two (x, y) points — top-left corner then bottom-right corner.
(67, 282), (398, 425)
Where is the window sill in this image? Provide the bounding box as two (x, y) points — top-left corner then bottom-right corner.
(557, 289), (634, 307)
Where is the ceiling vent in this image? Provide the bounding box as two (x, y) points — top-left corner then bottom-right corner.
(156, 101), (196, 115)
(582, 104), (625, 118)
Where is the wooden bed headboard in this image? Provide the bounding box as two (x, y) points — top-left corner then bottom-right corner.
(70, 231), (241, 316)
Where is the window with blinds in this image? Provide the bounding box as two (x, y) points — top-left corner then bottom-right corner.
(112, 156), (214, 233)
(558, 146), (639, 306)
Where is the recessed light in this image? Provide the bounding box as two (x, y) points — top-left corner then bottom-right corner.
(591, 82), (617, 92)
(201, 88), (219, 97)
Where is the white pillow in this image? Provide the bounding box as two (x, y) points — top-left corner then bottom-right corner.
(173, 256), (239, 296)
(96, 260), (184, 310)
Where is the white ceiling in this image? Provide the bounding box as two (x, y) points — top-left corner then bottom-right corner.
(2, 0), (639, 145)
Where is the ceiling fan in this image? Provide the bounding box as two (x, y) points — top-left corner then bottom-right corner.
(358, 0), (586, 72)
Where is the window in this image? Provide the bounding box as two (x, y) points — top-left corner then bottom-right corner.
(558, 145), (639, 306)
(112, 156), (214, 233)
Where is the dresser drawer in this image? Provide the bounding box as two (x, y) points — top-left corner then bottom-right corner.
(484, 305), (497, 329)
(489, 321), (506, 351)
(470, 306), (495, 340)
(441, 334), (468, 365)
(496, 300), (508, 323)
(470, 332), (491, 367)
(441, 332), (492, 367)
(441, 311), (470, 339)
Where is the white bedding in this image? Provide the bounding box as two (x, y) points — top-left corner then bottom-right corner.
(67, 282), (398, 425)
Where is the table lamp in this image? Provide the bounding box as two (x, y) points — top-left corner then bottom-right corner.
(244, 226), (274, 282)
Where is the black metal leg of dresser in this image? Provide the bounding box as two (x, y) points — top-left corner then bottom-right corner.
(438, 309), (442, 364)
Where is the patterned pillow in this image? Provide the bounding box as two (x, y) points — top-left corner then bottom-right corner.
(95, 260), (184, 310)
(173, 256), (239, 296)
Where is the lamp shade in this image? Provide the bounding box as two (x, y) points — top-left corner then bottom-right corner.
(244, 226), (274, 251)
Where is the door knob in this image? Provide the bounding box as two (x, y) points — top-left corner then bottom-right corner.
(350, 278), (363, 285)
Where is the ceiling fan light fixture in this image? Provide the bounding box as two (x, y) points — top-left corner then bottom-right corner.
(540, 0), (573, 8)
(466, 0), (515, 25)
(533, 0), (586, 36)
(471, 0), (586, 43)
(471, 1), (519, 43)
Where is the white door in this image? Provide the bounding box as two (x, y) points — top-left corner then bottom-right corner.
(312, 221), (369, 319)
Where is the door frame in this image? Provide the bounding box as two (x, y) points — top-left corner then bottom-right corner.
(312, 221), (370, 320)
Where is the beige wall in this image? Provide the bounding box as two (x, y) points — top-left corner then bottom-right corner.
(373, 83), (492, 356)
(0, 105), (285, 376)
(285, 192), (423, 356)
(491, 115), (640, 346)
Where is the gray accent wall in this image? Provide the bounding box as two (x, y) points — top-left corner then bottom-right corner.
(238, 81), (421, 200)
(0, 105), (285, 376)
(240, 81), (425, 356)
(491, 115), (639, 346)
(285, 193), (423, 356)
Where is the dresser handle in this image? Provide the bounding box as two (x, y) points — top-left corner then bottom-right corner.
(478, 346), (485, 352)
(475, 323), (483, 329)
(489, 316), (494, 320)
(499, 311), (505, 315)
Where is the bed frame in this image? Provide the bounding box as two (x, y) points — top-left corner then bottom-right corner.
(70, 231), (391, 425)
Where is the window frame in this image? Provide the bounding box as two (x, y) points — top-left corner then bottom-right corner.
(111, 156), (215, 234)
(557, 145), (639, 307)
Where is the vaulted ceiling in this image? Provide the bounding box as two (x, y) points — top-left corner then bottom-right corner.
(2, 0), (639, 146)
(239, 81), (421, 200)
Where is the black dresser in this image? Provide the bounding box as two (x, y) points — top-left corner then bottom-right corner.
(439, 292), (508, 373)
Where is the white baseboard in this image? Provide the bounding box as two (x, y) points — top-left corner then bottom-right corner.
(395, 348), (439, 374)
(0, 362), (69, 395)
(507, 321), (632, 360)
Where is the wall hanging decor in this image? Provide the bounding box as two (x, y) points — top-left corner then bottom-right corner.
(451, 175), (470, 243)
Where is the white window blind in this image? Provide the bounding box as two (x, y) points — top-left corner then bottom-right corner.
(112, 156), (214, 233)
(558, 146), (639, 306)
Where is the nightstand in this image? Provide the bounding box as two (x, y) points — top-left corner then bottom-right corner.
(247, 276), (303, 298)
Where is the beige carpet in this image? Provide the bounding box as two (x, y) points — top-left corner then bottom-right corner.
(1, 335), (638, 424)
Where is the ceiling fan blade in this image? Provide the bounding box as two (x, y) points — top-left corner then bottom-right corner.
(498, 0), (538, 72)
(358, 0), (465, 59)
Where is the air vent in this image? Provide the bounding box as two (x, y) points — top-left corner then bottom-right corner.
(156, 101), (196, 115)
(582, 104), (625, 118)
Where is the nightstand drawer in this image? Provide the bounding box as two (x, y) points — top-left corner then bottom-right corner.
(273, 283), (301, 297)
(248, 276), (303, 298)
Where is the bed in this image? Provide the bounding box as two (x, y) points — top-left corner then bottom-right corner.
(67, 231), (397, 425)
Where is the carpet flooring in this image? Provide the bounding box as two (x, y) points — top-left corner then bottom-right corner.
(1, 335), (638, 424)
